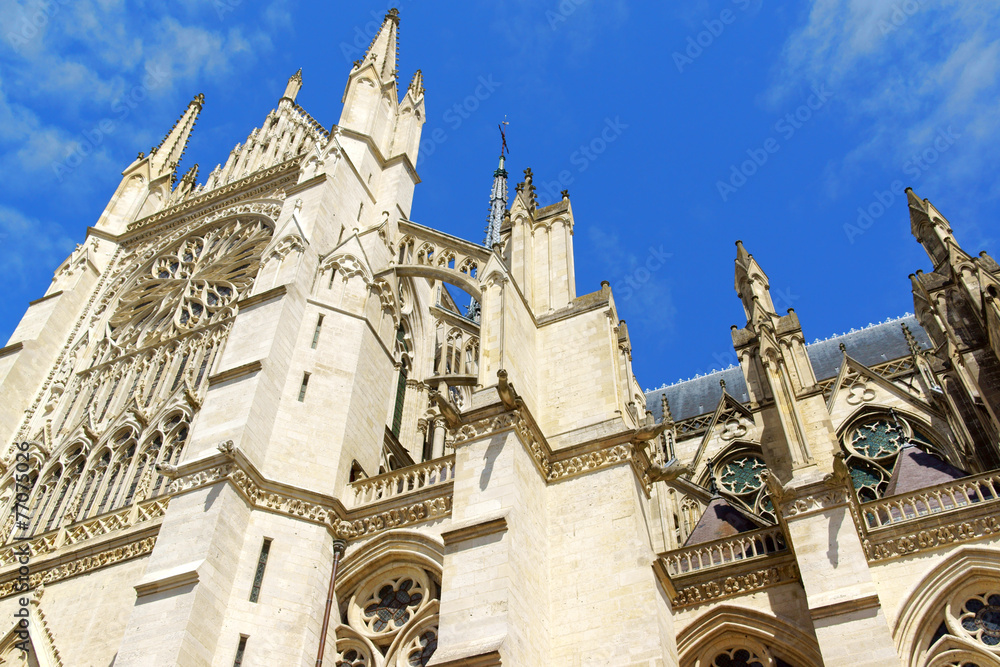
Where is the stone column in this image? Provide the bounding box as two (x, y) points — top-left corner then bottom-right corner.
(431, 417), (446, 460)
(769, 474), (901, 666)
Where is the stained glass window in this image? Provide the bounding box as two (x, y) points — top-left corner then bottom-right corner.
(958, 594), (1000, 646)
(849, 419), (903, 459)
(232, 636), (247, 667)
(363, 579), (423, 633)
(407, 631), (438, 667)
(249, 539), (271, 603)
(711, 648), (764, 667)
(718, 455), (767, 495)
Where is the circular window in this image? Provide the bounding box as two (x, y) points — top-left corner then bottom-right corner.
(957, 594), (1000, 647)
(847, 418), (904, 460)
(717, 454), (767, 496)
(347, 565), (433, 641)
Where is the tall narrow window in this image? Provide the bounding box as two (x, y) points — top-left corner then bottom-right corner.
(328, 267), (337, 289)
(391, 365), (407, 438)
(357, 202), (364, 220)
(311, 315), (324, 349)
(249, 538), (272, 602)
(298, 373), (310, 402)
(233, 636), (248, 667)
(170, 353), (190, 391)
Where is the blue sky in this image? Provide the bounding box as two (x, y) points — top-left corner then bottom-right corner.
(1, 0), (999, 391)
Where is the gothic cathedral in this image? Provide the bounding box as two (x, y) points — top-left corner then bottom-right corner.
(1, 9), (999, 667)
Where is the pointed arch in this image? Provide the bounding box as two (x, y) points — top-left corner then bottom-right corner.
(677, 604), (823, 667)
(893, 545), (1000, 667)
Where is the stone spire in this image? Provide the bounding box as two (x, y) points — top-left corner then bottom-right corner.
(407, 69), (424, 99)
(282, 68), (303, 102)
(484, 122), (509, 248)
(362, 8), (399, 84)
(150, 93), (203, 181)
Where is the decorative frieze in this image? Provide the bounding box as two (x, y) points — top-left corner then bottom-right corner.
(783, 488), (850, 518)
(332, 496), (452, 541)
(0, 536), (157, 599)
(164, 447), (453, 542)
(863, 514), (1000, 562)
(670, 562), (799, 608)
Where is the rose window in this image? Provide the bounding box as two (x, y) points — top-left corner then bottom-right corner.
(848, 418), (903, 459)
(957, 594), (1000, 647)
(361, 577), (425, 634)
(718, 455), (766, 495)
(110, 218), (271, 348)
(841, 415), (949, 501)
(713, 454), (775, 523)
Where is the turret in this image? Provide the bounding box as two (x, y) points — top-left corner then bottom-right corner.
(95, 93), (203, 234)
(339, 8), (400, 154)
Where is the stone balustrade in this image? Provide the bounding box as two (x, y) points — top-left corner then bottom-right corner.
(348, 456), (455, 508)
(661, 525), (788, 577)
(859, 469), (1000, 530)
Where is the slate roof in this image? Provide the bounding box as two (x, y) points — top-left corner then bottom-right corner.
(884, 444), (969, 497)
(644, 315), (933, 423)
(682, 495), (765, 547)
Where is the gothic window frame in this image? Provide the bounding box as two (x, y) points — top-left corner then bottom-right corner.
(838, 409), (952, 502)
(335, 536), (443, 667)
(706, 443), (776, 525)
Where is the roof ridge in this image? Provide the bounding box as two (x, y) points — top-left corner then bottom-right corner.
(643, 312), (918, 394)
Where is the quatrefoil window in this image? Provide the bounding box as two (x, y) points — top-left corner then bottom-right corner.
(363, 579), (424, 633)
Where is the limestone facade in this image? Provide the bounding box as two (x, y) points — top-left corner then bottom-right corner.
(1, 8), (1000, 667)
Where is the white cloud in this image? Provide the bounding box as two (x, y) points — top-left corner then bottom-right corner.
(767, 0), (1000, 198)
(0, 205), (77, 289)
(0, 1), (278, 195)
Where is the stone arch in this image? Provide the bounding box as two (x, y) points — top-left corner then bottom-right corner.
(392, 265), (481, 301)
(677, 604), (823, 667)
(893, 545), (1000, 667)
(333, 530), (444, 667)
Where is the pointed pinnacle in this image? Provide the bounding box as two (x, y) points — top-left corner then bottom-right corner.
(901, 322), (923, 356)
(660, 394), (674, 423)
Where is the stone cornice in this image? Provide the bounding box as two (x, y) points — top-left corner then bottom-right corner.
(449, 392), (657, 495)
(207, 360), (263, 387)
(660, 553), (800, 609)
(863, 513), (1000, 562)
(810, 593), (881, 621)
(0, 341), (24, 359)
(164, 445), (452, 543)
(441, 513), (508, 548)
(28, 290), (64, 306)
(122, 159), (300, 240)
(236, 284), (287, 309)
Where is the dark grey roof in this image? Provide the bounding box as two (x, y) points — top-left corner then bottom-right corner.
(644, 315), (933, 423)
